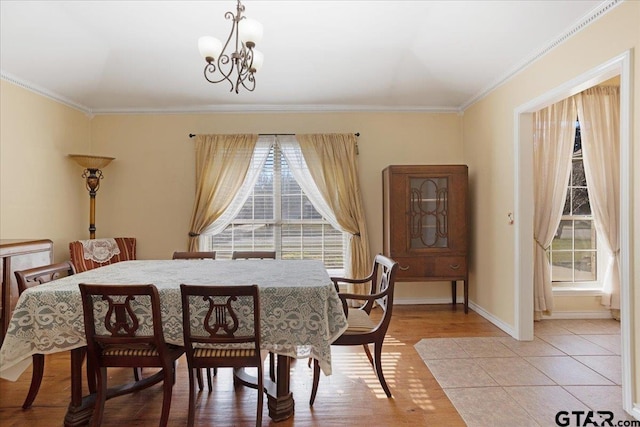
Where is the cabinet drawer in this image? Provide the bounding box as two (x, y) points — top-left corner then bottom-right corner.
(432, 257), (467, 278)
(394, 257), (429, 280)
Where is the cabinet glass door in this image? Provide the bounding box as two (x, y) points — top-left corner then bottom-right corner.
(409, 177), (448, 249)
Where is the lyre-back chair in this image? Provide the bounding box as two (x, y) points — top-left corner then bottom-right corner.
(79, 283), (184, 427)
(172, 250), (217, 390)
(180, 284), (263, 427)
(231, 251), (276, 260)
(310, 254), (399, 405)
(14, 261), (76, 409)
(172, 251), (216, 260)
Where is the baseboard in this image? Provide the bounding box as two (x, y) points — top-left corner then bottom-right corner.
(630, 404), (640, 421)
(468, 301), (517, 337)
(542, 311), (614, 320)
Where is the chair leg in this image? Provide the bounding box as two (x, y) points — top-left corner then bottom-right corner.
(159, 366), (174, 427)
(206, 368), (213, 391)
(187, 368), (197, 427)
(373, 342), (392, 398)
(22, 354), (45, 409)
(196, 368), (204, 391)
(90, 367), (108, 427)
(86, 356), (96, 394)
(133, 367), (142, 382)
(363, 343), (374, 366)
(256, 365), (264, 427)
(309, 359), (321, 406)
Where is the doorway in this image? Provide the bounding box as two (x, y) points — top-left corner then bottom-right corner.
(513, 51), (633, 414)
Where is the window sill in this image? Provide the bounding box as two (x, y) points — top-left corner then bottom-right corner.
(552, 287), (604, 297)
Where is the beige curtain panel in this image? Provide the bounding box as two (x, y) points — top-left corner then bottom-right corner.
(532, 98), (577, 319)
(296, 134), (372, 293)
(187, 134), (259, 251)
(575, 86), (621, 312)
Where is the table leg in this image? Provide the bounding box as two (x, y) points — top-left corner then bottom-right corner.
(266, 354), (294, 421)
(64, 347), (95, 427)
(234, 354), (295, 422)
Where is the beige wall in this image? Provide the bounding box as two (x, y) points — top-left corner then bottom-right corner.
(463, 0), (639, 407)
(0, 80), (91, 261)
(90, 111), (464, 302)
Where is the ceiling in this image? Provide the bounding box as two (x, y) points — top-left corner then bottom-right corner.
(0, 0), (613, 114)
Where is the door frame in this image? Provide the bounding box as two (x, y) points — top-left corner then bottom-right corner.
(513, 50), (633, 413)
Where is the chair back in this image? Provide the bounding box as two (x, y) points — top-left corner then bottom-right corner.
(371, 254), (399, 327)
(180, 284), (261, 362)
(15, 261), (76, 295)
(79, 283), (168, 364)
(69, 237), (136, 273)
(172, 251), (216, 260)
(231, 251), (276, 260)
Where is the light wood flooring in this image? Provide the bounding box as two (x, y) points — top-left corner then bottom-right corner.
(0, 304), (505, 426)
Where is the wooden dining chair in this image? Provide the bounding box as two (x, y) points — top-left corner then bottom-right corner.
(180, 284), (264, 427)
(231, 250), (277, 381)
(172, 251), (216, 260)
(172, 250), (217, 391)
(309, 254), (399, 405)
(69, 237), (136, 273)
(79, 283), (184, 427)
(14, 261), (76, 409)
(231, 250), (276, 260)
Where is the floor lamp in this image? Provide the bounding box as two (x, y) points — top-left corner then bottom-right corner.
(69, 154), (115, 239)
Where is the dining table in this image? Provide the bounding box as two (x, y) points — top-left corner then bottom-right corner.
(0, 259), (348, 425)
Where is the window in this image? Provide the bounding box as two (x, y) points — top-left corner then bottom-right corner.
(549, 120), (603, 289)
(202, 144), (345, 269)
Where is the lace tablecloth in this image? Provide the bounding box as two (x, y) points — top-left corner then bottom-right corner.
(0, 259), (348, 381)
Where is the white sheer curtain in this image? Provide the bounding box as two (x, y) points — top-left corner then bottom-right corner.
(575, 86), (621, 313)
(533, 98), (577, 319)
(278, 135), (350, 269)
(199, 136), (274, 243)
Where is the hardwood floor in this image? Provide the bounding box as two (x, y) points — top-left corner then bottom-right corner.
(0, 304), (507, 426)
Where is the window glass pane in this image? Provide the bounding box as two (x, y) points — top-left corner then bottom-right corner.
(574, 251), (596, 281)
(551, 251), (573, 282)
(562, 192), (570, 215)
(282, 195), (302, 219)
(571, 159), (586, 187)
(572, 188), (591, 215)
(574, 220), (596, 250)
(253, 195), (273, 220)
(551, 220), (573, 250)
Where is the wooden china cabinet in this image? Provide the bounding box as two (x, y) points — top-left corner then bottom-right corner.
(0, 239), (53, 344)
(382, 165), (469, 313)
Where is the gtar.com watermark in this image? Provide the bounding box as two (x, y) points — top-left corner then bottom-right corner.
(555, 410), (640, 427)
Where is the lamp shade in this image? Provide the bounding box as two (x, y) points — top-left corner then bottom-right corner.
(250, 49), (264, 72)
(68, 154), (115, 169)
(198, 36), (223, 61)
(238, 18), (263, 45)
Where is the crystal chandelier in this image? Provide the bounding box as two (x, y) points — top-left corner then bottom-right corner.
(198, 0), (264, 93)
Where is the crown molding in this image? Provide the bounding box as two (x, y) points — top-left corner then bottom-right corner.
(0, 70), (93, 117)
(460, 0), (623, 111)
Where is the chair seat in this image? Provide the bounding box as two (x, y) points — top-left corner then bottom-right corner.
(344, 308), (376, 334)
(102, 345), (159, 357)
(194, 347), (257, 358)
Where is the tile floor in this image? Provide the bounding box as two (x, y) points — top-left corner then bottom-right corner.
(415, 319), (636, 427)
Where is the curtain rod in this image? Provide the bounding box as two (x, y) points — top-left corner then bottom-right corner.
(188, 133), (360, 138)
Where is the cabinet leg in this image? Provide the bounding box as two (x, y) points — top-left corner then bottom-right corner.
(464, 280), (469, 314)
(451, 281), (457, 310)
